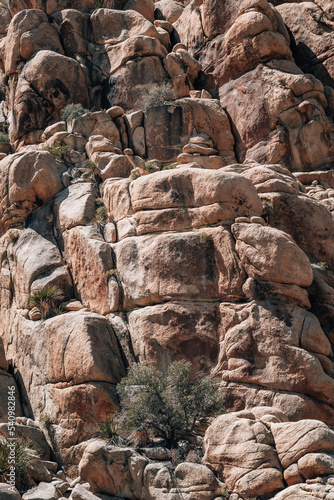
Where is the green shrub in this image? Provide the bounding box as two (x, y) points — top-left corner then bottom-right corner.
(161, 163), (177, 170)
(0, 437), (34, 491)
(90, 206), (109, 228)
(27, 285), (63, 320)
(61, 103), (89, 123)
(317, 261), (330, 271)
(84, 160), (101, 182)
(143, 83), (176, 111)
(98, 418), (118, 440)
(117, 360), (225, 449)
(0, 132), (9, 144)
(105, 268), (119, 279)
(199, 232), (212, 251)
(39, 413), (52, 424)
(42, 145), (70, 163)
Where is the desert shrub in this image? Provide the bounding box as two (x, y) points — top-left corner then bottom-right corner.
(105, 268), (119, 279)
(39, 413), (52, 424)
(143, 83), (176, 111)
(0, 437), (34, 491)
(84, 160), (101, 182)
(317, 261), (330, 271)
(61, 103), (89, 123)
(199, 232), (212, 251)
(90, 206), (109, 228)
(42, 145), (70, 163)
(27, 285), (63, 320)
(0, 132), (9, 144)
(161, 163), (177, 170)
(117, 360), (225, 449)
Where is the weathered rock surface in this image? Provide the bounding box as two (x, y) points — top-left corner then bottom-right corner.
(2, 0), (334, 497)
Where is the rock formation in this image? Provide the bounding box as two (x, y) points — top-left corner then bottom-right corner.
(1, 0), (334, 498)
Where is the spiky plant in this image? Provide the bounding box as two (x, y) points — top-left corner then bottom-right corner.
(27, 285), (63, 319)
(84, 160), (101, 182)
(90, 206), (109, 229)
(0, 437), (34, 491)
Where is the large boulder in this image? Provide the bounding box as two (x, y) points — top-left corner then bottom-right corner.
(203, 410), (284, 498)
(11, 50), (89, 141)
(0, 151), (65, 236)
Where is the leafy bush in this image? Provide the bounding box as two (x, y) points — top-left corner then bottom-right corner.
(117, 361), (225, 449)
(61, 103), (89, 123)
(143, 83), (176, 111)
(0, 437), (34, 491)
(93, 0), (115, 8)
(27, 285), (63, 320)
(42, 145), (70, 163)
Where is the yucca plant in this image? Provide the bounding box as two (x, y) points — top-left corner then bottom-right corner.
(0, 437), (34, 491)
(84, 160), (101, 182)
(90, 206), (109, 229)
(27, 285), (63, 319)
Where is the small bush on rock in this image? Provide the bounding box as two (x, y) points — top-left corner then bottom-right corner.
(0, 132), (9, 144)
(117, 360), (225, 449)
(27, 285), (63, 320)
(0, 437), (34, 491)
(143, 83), (176, 111)
(61, 103), (89, 123)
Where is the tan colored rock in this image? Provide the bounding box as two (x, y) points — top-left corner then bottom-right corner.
(130, 167), (262, 214)
(203, 411), (284, 498)
(277, 2), (334, 88)
(42, 121), (67, 141)
(91, 8), (158, 45)
(216, 300), (334, 406)
(85, 136), (114, 157)
(220, 64), (334, 170)
(123, 0), (155, 23)
(69, 111), (119, 143)
(232, 222), (313, 286)
(298, 453), (334, 480)
(3, 9), (63, 75)
(38, 312), (125, 385)
(79, 442), (148, 498)
(113, 227), (246, 308)
(99, 154), (142, 180)
(271, 419), (334, 469)
(145, 98), (236, 163)
(128, 301), (221, 373)
(146, 462), (225, 499)
(50, 9), (90, 58)
(12, 50), (89, 141)
(94, 35), (167, 77)
(62, 225), (116, 315)
(53, 184), (97, 234)
(155, 0), (184, 23)
(29, 307), (42, 321)
(264, 191), (334, 267)
(0, 151), (65, 236)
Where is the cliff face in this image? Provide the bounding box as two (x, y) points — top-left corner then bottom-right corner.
(1, 0), (334, 497)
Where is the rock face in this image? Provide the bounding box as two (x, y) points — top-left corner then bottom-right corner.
(203, 408), (334, 499)
(1, 0), (334, 499)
